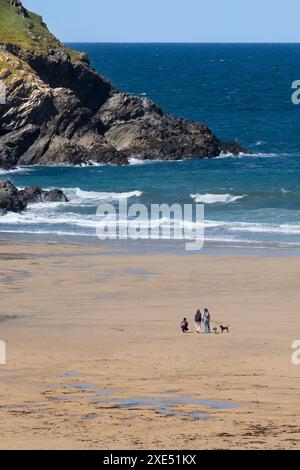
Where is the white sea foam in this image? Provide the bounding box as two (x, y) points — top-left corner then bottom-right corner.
(2, 205), (299, 236)
(47, 187), (144, 203)
(1, 209), (300, 243)
(190, 193), (245, 204)
(215, 151), (286, 159)
(17, 186), (142, 205)
(75, 161), (106, 168)
(0, 210), (105, 228)
(27, 201), (68, 210)
(0, 228), (92, 237)
(128, 158), (152, 165)
(215, 152), (250, 159)
(204, 220), (300, 235)
(0, 167), (31, 175)
(254, 141), (267, 146)
(229, 222), (300, 235)
(74, 188), (142, 201)
(128, 157), (183, 165)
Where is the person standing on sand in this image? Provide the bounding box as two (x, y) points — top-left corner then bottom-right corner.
(195, 309), (202, 333)
(203, 308), (211, 333)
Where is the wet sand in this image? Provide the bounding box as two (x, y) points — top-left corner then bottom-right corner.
(0, 241), (299, 449)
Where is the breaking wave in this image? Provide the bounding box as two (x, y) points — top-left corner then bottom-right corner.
(190, 193), (245, 204)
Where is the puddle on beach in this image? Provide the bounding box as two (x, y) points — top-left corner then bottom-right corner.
(59, 371), (78, 378)
(63, 381), (96, 391)
(50, 382), (119, 402)
(84, 413), (99, 421)
(51, 395), (88, 402)
(96, 293), (119, 302)
(0, 253), (43, 261)
(8, 403), (48, 409)
(126, 268), (157, 279)
(93, 391), (238, 421)
(0, 270), (31, 285)
(94, 388), (120, 396)
(46, 379), (239, 421)
(52, 262), (93, 270)
(131, 396), (240, 411)
(96, 270), (117, 282)
(0, 314), (23, 324)
(47, 377), (95, 391)
(7, 403), (50, 416)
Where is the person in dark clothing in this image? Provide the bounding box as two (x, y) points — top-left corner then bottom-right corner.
(180, 318), (189, 333)
(195, 309), (202, 333)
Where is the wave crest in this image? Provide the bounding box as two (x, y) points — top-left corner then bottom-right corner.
(59, 188), (143, 202)
(190, 193), (245, 204)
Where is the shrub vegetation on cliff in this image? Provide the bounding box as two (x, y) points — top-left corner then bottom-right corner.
(0, 0), (61, 51)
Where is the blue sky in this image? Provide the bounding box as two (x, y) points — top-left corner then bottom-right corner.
(23, 0), (300, 43)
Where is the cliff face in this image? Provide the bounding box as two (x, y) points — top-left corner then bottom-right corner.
(0, 0), (246, 169)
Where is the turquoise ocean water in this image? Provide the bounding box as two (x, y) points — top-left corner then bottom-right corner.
(2, 44), (300, 249)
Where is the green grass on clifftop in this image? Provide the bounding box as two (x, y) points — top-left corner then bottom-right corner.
(0, 0), (62, 51)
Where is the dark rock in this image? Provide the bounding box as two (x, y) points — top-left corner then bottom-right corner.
(0, 180), (27, 214)
(0, 181), (69, 214)
(19, 185), (43, 203)
(23, 50), (114, 112)
(0, 125), (40, 168)
(43, 189), (69, 203)
(97, 93), (163, 129)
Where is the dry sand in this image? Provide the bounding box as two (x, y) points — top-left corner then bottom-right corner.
(0, 241), (299, 449)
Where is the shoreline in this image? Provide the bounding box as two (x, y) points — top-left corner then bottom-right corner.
(1, 231), (300, 257)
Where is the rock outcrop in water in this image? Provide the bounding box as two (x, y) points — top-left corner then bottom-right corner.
(0, 180), (27, 213)
(0, 180), (69, 214)
(0, 0), (246, 169)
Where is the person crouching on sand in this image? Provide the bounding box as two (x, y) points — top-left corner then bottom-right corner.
(180, 318), (189, 333)
(195, 309), (202, 333)
(203, 308), (211, 333)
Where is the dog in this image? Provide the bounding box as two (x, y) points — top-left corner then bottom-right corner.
(220, 324), (229, 333)
(211, 327), (218, 334)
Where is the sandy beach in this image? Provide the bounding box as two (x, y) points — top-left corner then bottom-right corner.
(0, 241), (299, 450)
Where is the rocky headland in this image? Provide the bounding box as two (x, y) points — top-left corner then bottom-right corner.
(0, 0), (246, 171)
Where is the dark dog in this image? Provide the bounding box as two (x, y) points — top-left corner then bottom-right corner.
(220, 324), (229, 333)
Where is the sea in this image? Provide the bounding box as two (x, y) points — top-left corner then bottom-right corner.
(2, 43), (300, 251)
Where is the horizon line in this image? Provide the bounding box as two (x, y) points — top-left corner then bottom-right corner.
(64, 41), (300, 45)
